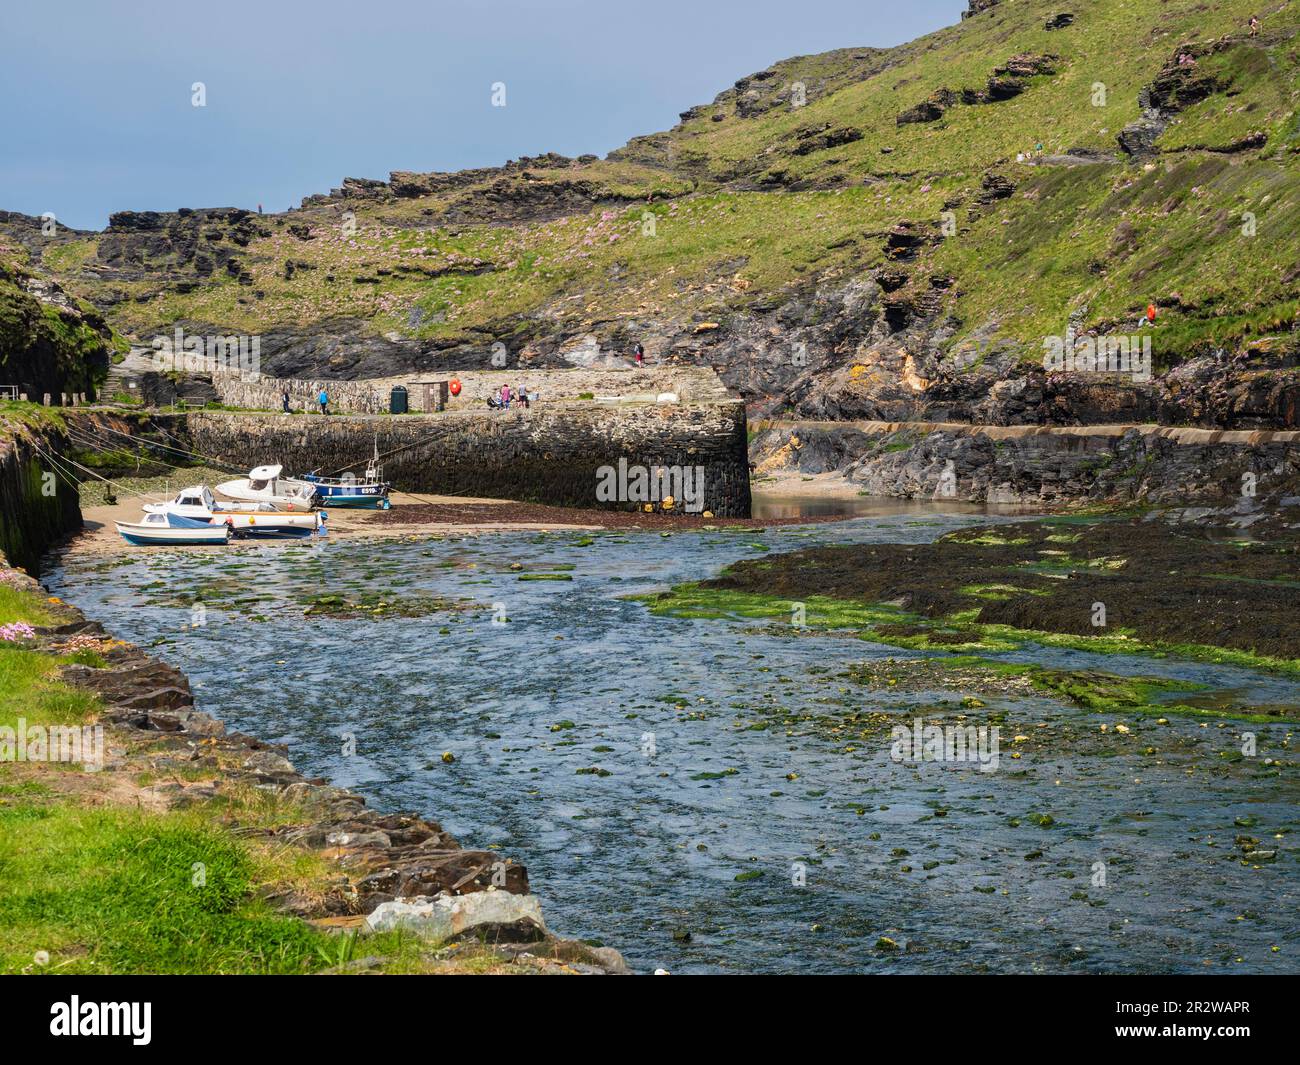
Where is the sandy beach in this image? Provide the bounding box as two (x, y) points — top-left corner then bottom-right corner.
(63, 480), (861, 559)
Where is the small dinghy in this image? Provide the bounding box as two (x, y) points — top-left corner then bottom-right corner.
(144, 486), (320, 538)
(214, 465), (318, 511)
(116, 512), (232, 546)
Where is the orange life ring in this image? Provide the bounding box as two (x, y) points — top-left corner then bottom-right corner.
(449, 378), (462, 396)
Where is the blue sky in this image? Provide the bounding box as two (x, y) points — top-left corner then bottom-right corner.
(0, 0), (964, 230)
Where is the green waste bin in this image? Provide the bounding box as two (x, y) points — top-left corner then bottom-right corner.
(390, 385), (408, 414)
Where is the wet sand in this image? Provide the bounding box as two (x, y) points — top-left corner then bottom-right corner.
(66, 489), (847, 559)
(66, 491), (581, 557)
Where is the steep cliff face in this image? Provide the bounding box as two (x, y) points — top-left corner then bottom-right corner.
(5, 0), (1299, 429)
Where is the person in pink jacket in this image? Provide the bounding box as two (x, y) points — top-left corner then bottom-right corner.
(501, 383), (511, 409)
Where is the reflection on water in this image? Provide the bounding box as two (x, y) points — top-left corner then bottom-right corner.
(750, 491), (1037, 520)
(48, 505), (1300, 974)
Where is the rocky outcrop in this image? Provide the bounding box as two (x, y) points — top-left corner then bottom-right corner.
(1118, 38), (1262, 158)
(0, 211), (95, 264)
(787, 123), (864, 156)
(95, 208), (270, 289)
(897, 54), (1058, 124)
(0, 260), (113, 401)
(752, 420), (1300, 505)
(897, 89), (959, 126)
(610, 46), (893, 169)
(296, 154), (647, 227)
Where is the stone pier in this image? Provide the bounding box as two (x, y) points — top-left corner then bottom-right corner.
(186, 383), (752, 517)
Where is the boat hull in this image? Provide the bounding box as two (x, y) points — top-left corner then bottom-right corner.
(302, 478), (390, 503)
(213, 482), (317, 511)
(313, 494), (391, 509)
(116, 522), (230, 546)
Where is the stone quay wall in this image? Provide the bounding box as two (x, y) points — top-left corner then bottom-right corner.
(0, 422), (83, 574)
(208, 366), (731, 414)
(186, 398), (753, 517)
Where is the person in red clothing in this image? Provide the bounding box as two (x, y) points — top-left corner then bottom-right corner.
(1145, 303), (1157, 326)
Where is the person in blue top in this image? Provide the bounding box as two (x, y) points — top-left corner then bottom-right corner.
(318, 388), (329, 415)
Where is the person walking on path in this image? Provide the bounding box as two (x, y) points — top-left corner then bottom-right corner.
(1250, 16), (1260, 37)
(633, 341), (645, 367)
(500, 383), (511, 410)
(281, 389), (290, 414)
(318, 388), (329, 415)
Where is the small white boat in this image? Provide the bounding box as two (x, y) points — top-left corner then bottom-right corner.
(116, 512), (231, 546)
(144, 486), (320, 538)
(214, 465), (318, 511)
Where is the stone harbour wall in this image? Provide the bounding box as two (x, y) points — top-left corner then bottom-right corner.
(186, 398), (753, 516)
(0, 423), (83, 575)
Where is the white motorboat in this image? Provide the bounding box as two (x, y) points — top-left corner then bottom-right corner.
(116, 512), (231, 546)
(213, 465), (319, 511)
(144, 486), (320, 538)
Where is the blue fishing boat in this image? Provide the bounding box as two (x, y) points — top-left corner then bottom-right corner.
(300, 440), (392, 509)
(301, 476), (391, 508)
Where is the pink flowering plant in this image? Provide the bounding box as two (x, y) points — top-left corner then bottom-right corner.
(0, 621), (37, 643)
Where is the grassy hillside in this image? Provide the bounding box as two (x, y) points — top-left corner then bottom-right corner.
(11, 0), (1300, 404)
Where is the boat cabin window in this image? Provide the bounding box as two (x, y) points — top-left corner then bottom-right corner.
(180, 496), (202, 507)
(144, 514), (165, 524)
(248, 479), (268, 491)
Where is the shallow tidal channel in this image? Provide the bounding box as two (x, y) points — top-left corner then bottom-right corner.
(49, 503), (1300, 974)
